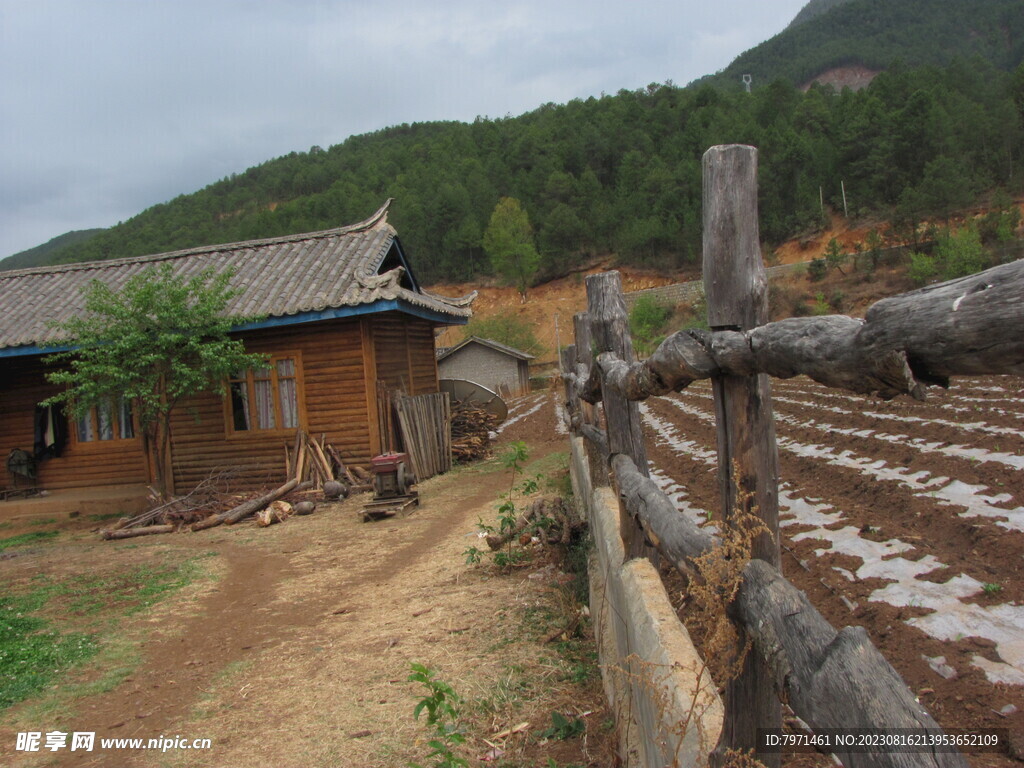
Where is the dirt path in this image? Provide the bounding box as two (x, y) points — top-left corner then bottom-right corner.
(3, 388), (608, 768)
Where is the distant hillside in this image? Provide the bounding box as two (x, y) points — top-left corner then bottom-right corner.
(5, 0), (1023, 284)
(0, 229), (106, 271)
(786, 0), (857, 32)
(711, 0), (1023, 90)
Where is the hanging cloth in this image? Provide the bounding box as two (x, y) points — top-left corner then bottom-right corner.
(33, 404), (67, 461)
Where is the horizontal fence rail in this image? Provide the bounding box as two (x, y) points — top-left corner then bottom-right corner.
(557, 144), (1024, 768)
(568, 258), (1024, 409)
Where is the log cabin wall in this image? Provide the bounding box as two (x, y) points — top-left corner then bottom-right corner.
(371, 313), (440, 396)
(0, 356), (148, 491)
(169, 318), (374, 491)
(1, 312), (444, 496)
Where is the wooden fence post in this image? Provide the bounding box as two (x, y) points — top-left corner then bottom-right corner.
(703, 144), (782, 767)
(572, 311), (607, 487)
(586, 272), (655, 561)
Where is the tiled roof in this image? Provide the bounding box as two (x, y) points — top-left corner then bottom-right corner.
(0, 201), (474, 353)
(436, 336), (535, 362)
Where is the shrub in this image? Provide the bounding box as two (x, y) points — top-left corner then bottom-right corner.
(629, 295), (672, 354)
(463, 312), (542, 356)
(807, 258), (827, 281)
(908, 252), (938, 285)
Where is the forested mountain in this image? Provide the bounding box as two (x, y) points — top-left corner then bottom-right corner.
(4, 0), (1023, 284)
(713, 0), (1024, 90)
(786, 0), (856, 31)
(1, 229), (105, 271)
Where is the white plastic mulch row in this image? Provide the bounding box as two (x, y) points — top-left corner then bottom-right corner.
(494, 393), (546, 435)
(638, 391), (1024, 686)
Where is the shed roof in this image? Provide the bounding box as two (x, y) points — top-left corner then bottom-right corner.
(0, 201), (475, 356)
(436, 336), (535, 362)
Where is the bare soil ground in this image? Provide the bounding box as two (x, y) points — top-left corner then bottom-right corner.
(0, 388), (614, 768)
(4, 373), (1022, 767)
(642, 375), (1024, 766)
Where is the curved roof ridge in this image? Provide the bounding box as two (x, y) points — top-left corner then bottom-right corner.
(3, 199), (395, 278)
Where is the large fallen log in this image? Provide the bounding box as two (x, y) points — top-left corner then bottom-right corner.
(190, 479), (309, 531)
(101, 524), (175, 540)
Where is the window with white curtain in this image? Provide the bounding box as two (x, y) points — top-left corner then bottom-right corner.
(228, 354), (301, 433)
(74, 397), (136, 443)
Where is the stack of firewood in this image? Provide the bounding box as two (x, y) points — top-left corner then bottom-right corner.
(450, 400), (501, 463)
(99, 431), (372, 540)
(287, 430), (346, 488)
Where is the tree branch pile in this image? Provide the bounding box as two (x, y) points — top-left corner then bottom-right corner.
(451, 399), (501, 463)
(484, 497), (585, 550)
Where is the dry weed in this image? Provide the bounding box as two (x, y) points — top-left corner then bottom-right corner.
(683, 481), (768, 686)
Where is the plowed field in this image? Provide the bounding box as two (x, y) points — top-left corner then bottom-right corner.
(637, 375), (1024, 764)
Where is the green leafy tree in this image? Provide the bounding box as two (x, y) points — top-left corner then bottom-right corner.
(823, 237), (847, 275)
(935, 224), (987, 279)
(482, 197), (541, 300)
(43, 265), (267, 498)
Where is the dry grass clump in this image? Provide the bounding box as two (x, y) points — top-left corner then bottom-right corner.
(681, 485), (768, 686)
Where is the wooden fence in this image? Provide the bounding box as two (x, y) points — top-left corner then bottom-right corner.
(393, 392), (452, 481)
(561, 144), (1024, 768)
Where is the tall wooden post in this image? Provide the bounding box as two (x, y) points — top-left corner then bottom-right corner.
(572, 311), (606, 487)
(703, 144), (782, 766)
(586, 272), (654, 561)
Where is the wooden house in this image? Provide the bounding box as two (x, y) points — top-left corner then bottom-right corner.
(436, 336), (534, 398)
(0, 201), (473, 496)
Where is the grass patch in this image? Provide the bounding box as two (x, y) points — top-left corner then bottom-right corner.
(0, 556), (209, 711)
(0, 530), (59, 552)
(0, 590), (97, 708)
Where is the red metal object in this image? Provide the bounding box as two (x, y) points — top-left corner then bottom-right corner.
(371, 452), (409, 475)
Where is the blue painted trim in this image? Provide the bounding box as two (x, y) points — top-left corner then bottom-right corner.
(0, 300), (467, 358)
(0, 343), (75, 358)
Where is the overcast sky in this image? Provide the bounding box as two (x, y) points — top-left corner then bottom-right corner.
(0, 0), (808, 259)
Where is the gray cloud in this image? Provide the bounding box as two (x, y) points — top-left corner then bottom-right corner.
(0, 0), (806, 257)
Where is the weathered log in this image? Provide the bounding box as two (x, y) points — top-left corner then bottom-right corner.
(294, 436), (307, 483)
(560, 344), (579, 435)
(733, 560), (968, 768)
(580, 423), (609, 460)
(701, 318), (922, 399)
(578, 358), (604, 405)
(572, 258), (1024, 406)
(595, 328), (717, 401)
(102, 523), (175, 540)
(612, 452), (967, 768)
(611, 454), (714, 565)
(309, 438), (334, 483)
(587, 271), (653, 562)
(857, 258), (1024, 385)
(704, 144), (781, 766)
(226, 480), (310, 524)
(190, 478), (306, 531)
